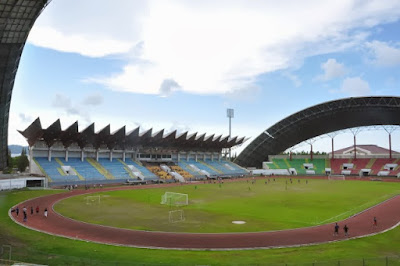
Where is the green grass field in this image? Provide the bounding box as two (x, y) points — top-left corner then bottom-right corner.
(54, 179), (400, 233)
(1, 180), (400, 265)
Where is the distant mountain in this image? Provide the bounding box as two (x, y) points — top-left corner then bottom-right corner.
(8, 145), (28, 155)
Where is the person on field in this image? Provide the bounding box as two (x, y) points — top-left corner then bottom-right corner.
(36, 206), (39, 214)
(44, 208), (48, 218)
(343, 225), (349, 236)
(30, 206), (33, 215)
(334, 223), (339, 236)
(373, 217), (377, 227)
(16, 206), (19, 216)
(23, 210), (27, 222)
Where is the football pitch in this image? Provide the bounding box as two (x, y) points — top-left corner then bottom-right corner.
(55, 178), (400, 233)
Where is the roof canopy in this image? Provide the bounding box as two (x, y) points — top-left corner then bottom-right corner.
(0, 0), (50, 169)
(19, 118), (246, 152)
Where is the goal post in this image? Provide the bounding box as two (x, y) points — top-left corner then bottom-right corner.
(169, 209), (185, 223)
(86, 195), (101, 205)
(328, 174), (345, 180)
(161, 192), (188, 206)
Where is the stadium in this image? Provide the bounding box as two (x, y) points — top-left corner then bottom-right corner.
(1, 1), (400, 265)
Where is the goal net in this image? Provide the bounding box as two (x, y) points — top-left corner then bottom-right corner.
(328, 174), (345, 180)
(86, 195), (101, 205)
(169, 209), (185, 223)
(161, 192), (188, 206)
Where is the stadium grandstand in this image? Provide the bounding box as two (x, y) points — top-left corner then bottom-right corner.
(18, 118), (248, 186)
(262, 144), (400, 177)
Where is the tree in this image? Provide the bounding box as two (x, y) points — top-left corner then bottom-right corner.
(17, 148), (29, 173)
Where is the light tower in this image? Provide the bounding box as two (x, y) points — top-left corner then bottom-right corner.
(227, 108), (234, 160)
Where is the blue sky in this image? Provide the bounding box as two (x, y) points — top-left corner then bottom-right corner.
(9, 0), (400, 155)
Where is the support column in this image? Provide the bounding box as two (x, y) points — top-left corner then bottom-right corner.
(353, 135), (357, 159)
(389, 133), (392, 159)
(331, 138), (334, 159)
(110, 150), (113, 161)
(310, 144), (313, 161)
(65, 148), (69, 162)
(123, 150), (126, 162)
(289, 151), (292, 161)
(81, 149), (84, 162)
(195, 153), (198, 162)
(96, 149), (99, 161)
(48, 147), (52, 162)
(29, 146), (33, 174)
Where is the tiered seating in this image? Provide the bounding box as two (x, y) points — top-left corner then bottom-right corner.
(124, 159), (159, 180)
(222, 160), (248, 174)
(270, 159), (288, 169)
(170, 165), (193, 179)
(287, 159), (307, 175)
(204, 160), (248, 175)
(203, 160), (227, 174)
(188, 159), (220, 176)
(330, 159), (349, 174)
(146, 165), (174, 181)
(59, 158), (106, 180)
(98, 159), (130, 179)
(310, 159), (326, 175)
(35, 157), (80, 182)
(177, 160), (206, 178)
(351, 159), (371, 175)
(370, 158), (396, 175)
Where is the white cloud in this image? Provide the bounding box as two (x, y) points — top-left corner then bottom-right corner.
(366, 40), (400, 66)
(52, 93), (90, 122)
(28, 0), (400, 95)
(316, 58), (347, 81)
(82, 93), (104, 106)
(282, 73), (302, 87)
(339, 77), (371, 96)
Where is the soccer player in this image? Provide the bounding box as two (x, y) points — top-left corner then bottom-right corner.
(334, 223), (339, 236)
(373, 217), (377, 227)
(343, 225), (349, 236)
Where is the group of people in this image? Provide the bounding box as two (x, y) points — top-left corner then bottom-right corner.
(334, 217), (378, 237)
(11, 205), (48, 222)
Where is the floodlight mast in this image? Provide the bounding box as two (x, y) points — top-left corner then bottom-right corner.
(227, 108), (234, 159)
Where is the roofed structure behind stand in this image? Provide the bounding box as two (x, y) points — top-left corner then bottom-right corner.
(19, 118), (248, 185)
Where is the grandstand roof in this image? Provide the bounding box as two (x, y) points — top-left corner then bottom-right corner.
(331, 145), (399, 155)
(236, 96), (400, 168)
(19, 118), (246, 152)
(0, 0), (50, 169)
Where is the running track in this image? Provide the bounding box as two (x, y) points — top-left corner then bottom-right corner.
(9, 183), (400, 250)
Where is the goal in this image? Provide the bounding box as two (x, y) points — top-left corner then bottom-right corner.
(86, 195), (101, 205)
(328, 174), (345, 180)
(169, 210), (185, 223)
(161, 192), (188, 206)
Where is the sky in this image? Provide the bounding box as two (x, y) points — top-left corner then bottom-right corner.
(9, 0), (400, 155)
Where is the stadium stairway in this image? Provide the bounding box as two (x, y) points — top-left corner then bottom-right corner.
(55, 158), (85, 181)
(124, 158), (159, 181)
(198, 160), (223, 175)
(177, 160), (206, 179)
(118, 159), (140, 179)
(35, 157), (81, 182)
(59, 158), (107, 181)
(86, 158), (115, 180)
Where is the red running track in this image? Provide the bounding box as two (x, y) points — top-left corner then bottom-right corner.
(9, 184), (400, 250)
